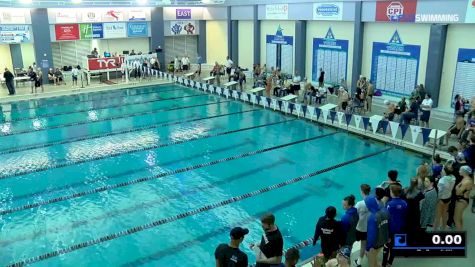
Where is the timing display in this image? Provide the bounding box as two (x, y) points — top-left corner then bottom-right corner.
(393, 232), (466, 257)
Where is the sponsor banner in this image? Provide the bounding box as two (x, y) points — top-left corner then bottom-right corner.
(128, 8), (147, 21)
(466, 0), (475, 23)
(55, 24), (80, 41)
(0, 9), (27, 24)
(265, 4), (289, 20)
(176, 8), (192, 19)
(170, 20), (197, 35)
(80, 24), (93, 40)
(415, 13), (461, 23)
(0, 25), (31, 43)
(376, 1), (417, 22)
(127, 22), (148, 37)
(103, 22), (126, 39)
(92, 23), (103, 38)
(102, 9), (124, 22)
(313, 2), (343, 21)
(88, 56), (124, 71)
(55, 10), (78, 23)
(81, 10), (101, 23)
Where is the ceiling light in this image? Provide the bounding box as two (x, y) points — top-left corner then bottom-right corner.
(137, 0), (148, 5)
(20, 0), (33, 4)
(71, 0), (82, 4)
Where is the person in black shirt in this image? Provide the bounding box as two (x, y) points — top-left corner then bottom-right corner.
(277, 248), (300, 267)
(3, 68), (15, 95)
(313, 206), (344, 259)
(215, 227), (249, 267)
(250, 213), (284, 266)
(318, 68), (325, 88)
(400, 97), (420, 124)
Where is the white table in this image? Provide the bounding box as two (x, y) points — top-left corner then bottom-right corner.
(184, 72), (195, 78)
(223, 81), (238, 89)
(429, 129), (447, 140)
(281, 94), (297, 102)
(319, 103), (338, 111)
(203, 76), (215, 83)
(249, 87), (265, 94)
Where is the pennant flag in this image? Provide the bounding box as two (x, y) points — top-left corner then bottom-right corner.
(380, 120), (389, 134)
(345, 113), (352, 126)
(251, 94), (257, 104)
(294, 103), (301, 117)
(247, 93), (251, 102)
(389, 121), (400, 139)
(354, 115), (361, 129)
(337, 112), (344, 125)
(302, 105), (308, 117)
(282, 101), (289, 113)
(224, 88), (230, 98)
(271, 99), (277, 110)
(362, 117), (370, 131)
(400, 124), (409, 139)
(203, 83), (208, 91)
(289, 103), (295, 114)
(315, 108), (321, 120)
(190, 80), (195, 87)
(256, 95), (261, 105)
(232, 90), (238, 99)
(329, 110), (336, 123)
(410, 125), (421, 144)
(421, 128), (432, 145)
(266, 97), (272, 107)
(370, 117), (382, 134)
(237, 91), (242, 99)
(276, 100), (281, 111)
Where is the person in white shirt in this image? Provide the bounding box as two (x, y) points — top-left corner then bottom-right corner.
(354, 184), (371, 267)
(225, 56), (234, 78)
(71, 66), (79, 86)
(290, 71), (301, 95)
(420, 93), (433, 127)
(174, 56), (180, 74)
(182, 55), (190, 71)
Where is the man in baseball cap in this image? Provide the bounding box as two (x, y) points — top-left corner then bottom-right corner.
(215, 227), (249, 267)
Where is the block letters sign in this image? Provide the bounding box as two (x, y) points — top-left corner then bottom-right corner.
(176, 9), (191, 19)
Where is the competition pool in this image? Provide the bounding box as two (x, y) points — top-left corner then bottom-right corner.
(0, 84), (425, 266)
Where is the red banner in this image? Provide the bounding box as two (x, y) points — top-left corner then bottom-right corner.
(376, 1), (417, 22)
(87, 56), (124, 71)
(55, 24), (80, 40)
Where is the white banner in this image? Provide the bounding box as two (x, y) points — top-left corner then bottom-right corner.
(0, 25), (31, 44)
(103, 22), (127, 39)
(102, 9), (125, 22)
(370, 117), (382, 134)
(308, 106), (315, 119)
(55, 10), (77, 23)
(337, 112), (344, 125)
(389, 121), (400, 139)
(410, 125), (421, 144)
(313, 2), (343, 21)
(266, 4), (289, 20)
(81, 10), (101, 23)
(322, 109), (329, 123)
(128, 8), (148, 21)
(354, 115), (362, 129)
(294, 103), (302, 117)
(170, 20), (197, 35)
(0, 9), (27, 24)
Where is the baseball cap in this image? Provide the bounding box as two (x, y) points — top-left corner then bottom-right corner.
(230, 227), (249, 239)
(460, 165), (473, 175)
(338, 246), (351, 259)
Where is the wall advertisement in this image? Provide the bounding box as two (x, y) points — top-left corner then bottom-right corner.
(375, 1), (417, 22)
(170, 20), (197, 35)
(88, 56), (124, 71)
(81, 10), (101, 23)
(92, 23), (104, 39)
(128, 9), (147, 21)
(0, 9), (27, 24)
(265, 4), (289, 20)
(312, 28), (348, 84)
(127, 22), (148, 37)
(55, 10), (78, 23)
(452, 48), (475, 104)
(102, 10), (125, 22)
(266, 25), (293, 75)
(80, 23), (93, 40)
(175, 9), (192, 19)
(55, 24), (80, 41)
(0, 25), (31, 43)
(466, 0), (475, 23)
(103, 22), (126, 39)
(313, 2), (343, 21)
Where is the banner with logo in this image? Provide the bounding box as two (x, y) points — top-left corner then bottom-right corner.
(265, 4), (289, 20)
(102, 9), (124, 22)
(312, 28), (348, 84)
(80, 24), (93, 40)
(452, 49), (475, 104)
(376, 0), (417, 22)
(0, 9), (27, 24)
(82, 10), (101, 23)
(92, 23), (103, 39)
(313, 2), (343, 20)
(175, 9), (192, 19)
(103, 22), (126, 39)
(466, 0), (475, 22)
(170, 20), (197, 35)
(87, 56), (124, 71)
(55, 10), (78, 23)
(266, 25), (293, 75)
(371, 31), (421, 97)
(0, 25), (31, 43)
(128, 9), (147, 21)
(127, 22), (148, 37)
(55, 24), (80, 41)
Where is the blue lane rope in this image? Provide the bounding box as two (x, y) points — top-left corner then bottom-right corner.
(1, 88), (204, 123)
(0, 132), (337, 216)
(0, 98), (231, 137)
(5, 147), (391, 267)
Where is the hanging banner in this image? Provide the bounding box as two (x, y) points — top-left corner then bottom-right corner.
(375, 1), (417, 22)
(389, 121), (400, 139)
(176, 9), (192, 19)
(313, 2), (343, 21)
(467, 0), (475, 22)
(92, 23), (103, 38)
(410, 125), (421, 144)
(127, 22), (148, 37)
(80, 24), (93, 40)
(128, 9), (147, 21)
(266, 25), (294, 75)
(88, 56), (124, 71)
(102, 9), (124, 22)
(55, 24), (80, 41)
(0, 25), (31, 43)
(55, 10), (78, 23)
(81, 10), (101, 23)
(266, 4), (289, 20)
(312, 28), (349, 84)
(0, 9), (27, 24)
(452, 49), (475, 104)
(371, 31), (421, 97)
(170, 21), (197, 35)
(103, 22), (126, 39)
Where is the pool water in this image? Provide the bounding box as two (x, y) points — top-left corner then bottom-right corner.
(0, 84), (424, 266)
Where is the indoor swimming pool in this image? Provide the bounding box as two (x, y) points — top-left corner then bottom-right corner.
(0, 84), (426, 266)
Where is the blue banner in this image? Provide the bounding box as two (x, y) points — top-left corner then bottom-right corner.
(92, 23), (103, 39)
(0, 25), (31, 43)
(127, 22), (148, 37)
(371, 31), (421, 97)
(312, 28), (349, 84)
(451, 48), (475, 106)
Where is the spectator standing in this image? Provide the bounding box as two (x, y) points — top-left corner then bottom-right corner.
(215, 227), (249, 267)
(3, 68), (15, 95)
(28, 66), (37, 93)
(173, 55), (180, 73)
(434, 162), (456, 230)
(71, 66), (79, 87)
(341, 195), (358, 246)
(354, 184), (371, 267)
(35, 68), (44, 93)
(454, 94), (466, 117)
(182, 55), (190, 71)
(404, 178), (423, 236)
(382, 184), (408, 267)
(365, 196), (390, 267)
(366, 80), (374, 112)
(292, 71), (301, 95)
(445, 116), (465, 146)
(420, 94), (433, 127)
(318, 68), (325, 88)
(463, 134), (475, 169)
(225, 56), (234, 79)
(432, 154), (443, 179)
(251, 213), (284, 267)
(420, 176), (438, 232)
(312, 206), (344, 260)
(454, 166), (474, 230)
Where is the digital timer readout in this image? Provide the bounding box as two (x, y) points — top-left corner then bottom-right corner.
(393, 232), (466, 257)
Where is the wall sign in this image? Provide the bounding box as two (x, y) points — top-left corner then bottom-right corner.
(312, 28), (348, 84)
(102, 9), (124, 22)
(466, 0), (475, 23)
(170, 20), (196, 35)
(92, 23), (103, 38)
(55, 24), (80, 41)
(176, 9), (191, 19)
(375, 1), (417, 22)
(266, 25), (293, 75)
(415, 13), (460, 23)
(0, 25), (31, 43)
(128, 9), (147, 21)
(81, 10), (101, 23)
(127, 22), (148, 37)
(0, 9), (27, 24)
(265, 4), (289, 20)
(371, 31), (421, 97)
(80, 24), (93, 40)
(313, 2), (343, 21)
(88, 56), (124, 71)
(452, 48), (475, 104)
(55, 10), (77, 23)
(103, 22), (126, 39)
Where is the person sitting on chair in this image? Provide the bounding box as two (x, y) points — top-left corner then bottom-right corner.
(399, 97), (420, 124)
(383, 100), (396, 121)
(303, 83), (316, 105)
(396, 97), (408, 115)
(338, 87), (350, 111)
(54, 68), (64, 85)
(445, 116), (466, 146)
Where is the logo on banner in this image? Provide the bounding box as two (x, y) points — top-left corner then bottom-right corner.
(0, 25), (31, 43)
(170, 21), (196, 35)
(88, 57), (124, 70)
(0, 10), (26, 24)
(265, 4), (289, 20)
(176, 9), (191, 19)
(325, 28), (335, 40)
(466, 0), (475, 22)
(389, 30), (403, 45)
(127, 22), (148, 37)
(314, 3), (343, 20)
(55, 24), (80, 41)
(387, 2), (404, 21)
(55, 11), (77, 23)
(103, 10), (124, 22)
(128, 9), (147, 21)
(376, 1), (417, 22)
(98, 58), (118, 68)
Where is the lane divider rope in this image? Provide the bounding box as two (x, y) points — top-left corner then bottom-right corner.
(0, 132), (337, 215)
(6, 146), (392, 267)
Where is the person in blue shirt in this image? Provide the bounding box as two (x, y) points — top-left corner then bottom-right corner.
(432, 154), (443, 179)
(382, 184), (408, 267)
(365, 196), (389, 267)
(341, 194), (359, 246)
(463, 134), (475, 169)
